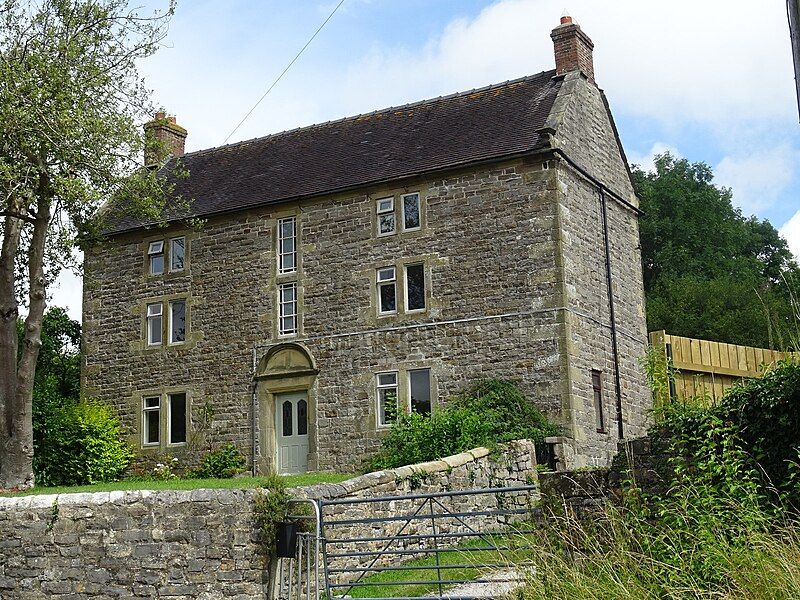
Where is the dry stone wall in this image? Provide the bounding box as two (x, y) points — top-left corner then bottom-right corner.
(0, 441), (537, 599)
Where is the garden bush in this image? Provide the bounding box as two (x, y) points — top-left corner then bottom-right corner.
(189, 443), (247, 479)
(368, 379), (559, 471)
(34, 397), (133, 486)
(659, 359), (800, 506)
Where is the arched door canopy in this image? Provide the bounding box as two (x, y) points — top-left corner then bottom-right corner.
(255, 343), (318, 380)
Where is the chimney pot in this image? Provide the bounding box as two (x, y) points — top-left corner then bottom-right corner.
(551, 15), (595, 83)
(144, 112), (187, 167)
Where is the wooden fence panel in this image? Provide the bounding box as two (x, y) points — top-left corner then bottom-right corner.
(649, 331), (791, 405)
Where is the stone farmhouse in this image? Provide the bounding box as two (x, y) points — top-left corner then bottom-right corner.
(82, 16), (649, 474)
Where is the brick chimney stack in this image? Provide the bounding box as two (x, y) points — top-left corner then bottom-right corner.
(551, 14), (595, 84)
(144, 111), (187, 167)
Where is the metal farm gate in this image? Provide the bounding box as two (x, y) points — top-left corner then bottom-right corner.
(274, 485), (539, 600)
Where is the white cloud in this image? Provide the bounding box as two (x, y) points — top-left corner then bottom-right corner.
(715, 145), (797, 215)
(49, 268), (83, 321)
(627, 143), (682, 173)
(780, 210), (800, 259)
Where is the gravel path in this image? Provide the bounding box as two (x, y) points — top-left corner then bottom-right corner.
(438, 568), (534, 599)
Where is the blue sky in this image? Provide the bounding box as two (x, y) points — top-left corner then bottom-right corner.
(52, 0), (800, 319)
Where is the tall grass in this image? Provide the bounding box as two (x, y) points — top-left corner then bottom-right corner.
(522, 492), (800, 599)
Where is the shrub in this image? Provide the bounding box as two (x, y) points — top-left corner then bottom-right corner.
(34, 398), (133, 486)
(658, 359), (800, 506)
(190, 443), (247, 479)
(368, 379), (559, 471)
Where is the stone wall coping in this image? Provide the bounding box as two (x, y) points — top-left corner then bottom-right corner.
(0, 440), (534, 510)
(0, 487), (259, 511)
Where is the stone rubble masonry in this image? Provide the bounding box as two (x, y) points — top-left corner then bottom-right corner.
(0, 441), (537, 599)
(82, 66), (648, 474)
(537, 433), (674, 520)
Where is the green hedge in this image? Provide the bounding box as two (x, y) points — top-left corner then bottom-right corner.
(368, 379), (559, 471)
(34, 397), (133, 487)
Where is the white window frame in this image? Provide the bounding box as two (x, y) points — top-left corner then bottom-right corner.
(142, 396), (161, 447)
(376, 197), (396, 237)
(170, 237), (185, 272)
(148, 240), (165, 276)
(277, 216), (297, 275)
(401, 192), (421, 232)
(376, 267), (397, 315)
(407, 368), (433, 415)
(404, 263), (426, 313)
(168, 300), (186, 345)
(146, 302), (163, 346)
(167, 392), (188, 446)
(278, 282), (298, 337)
(376, 371), (399, 428)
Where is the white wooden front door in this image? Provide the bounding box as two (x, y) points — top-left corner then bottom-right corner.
(276, 391), (309, 474)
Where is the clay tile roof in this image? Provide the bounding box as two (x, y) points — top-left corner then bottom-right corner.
(107, 69), (561, 234)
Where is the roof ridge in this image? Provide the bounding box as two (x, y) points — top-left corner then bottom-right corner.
(177, 69), (557, 160)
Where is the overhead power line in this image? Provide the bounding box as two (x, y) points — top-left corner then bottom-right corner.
(223, 0), (347, 144)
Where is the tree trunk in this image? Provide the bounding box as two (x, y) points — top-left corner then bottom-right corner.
(2, 197), (51, 490)
(0, 205), (23, 489)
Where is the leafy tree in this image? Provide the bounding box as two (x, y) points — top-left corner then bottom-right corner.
(633, 153), (800, 348)
(0, 0), (175, 490)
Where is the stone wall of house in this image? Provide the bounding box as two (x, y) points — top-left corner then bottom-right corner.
(83, 159), (572, 474)
(544, 71), (650, 466)
(0, 441), (537, 599)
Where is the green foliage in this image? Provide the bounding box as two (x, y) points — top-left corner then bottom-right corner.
(189, 443), (247, 479)
(640, 345), (676, 412)
(522, 360), (800, 598)
(368, 379), (559, 471)
(633, 153), (800, 348)
(253, 474), (291, 554)
(34, 399), (133, 487)
(716, 360), (800, 500)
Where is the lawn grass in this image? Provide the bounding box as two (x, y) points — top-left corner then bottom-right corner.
(1, 472), (352, 497)
(348, 532), (535, 598)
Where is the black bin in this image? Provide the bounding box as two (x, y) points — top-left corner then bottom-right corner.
(275, 522), (298, 558)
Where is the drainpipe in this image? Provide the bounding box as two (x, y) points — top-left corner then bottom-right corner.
(251, 347), (258, 476)
(599, 188), (625, 440)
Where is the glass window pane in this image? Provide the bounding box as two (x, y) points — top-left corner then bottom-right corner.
(170, 301), (186, 343)
(282, 400), (293, 437)
(297, 399), (308, 436)
(149, 315), (162, 345)
(377, 267), (395, 282)
(281, 252), (295, 272)
(379, 387), (398, 425)
(145, 397), (160, 409)
(409, 369), (431, 415)
(406, 264), (425, 311)
(378, 373), (397, 386)
(150, 254), (164, 275)
(147, 303), (162, 317)
(148, 241), (164, 254)
(379, 283), (396, 313)
(169, 393), (186, 444)
(281, 219), (295, 238)
(171, 238), (185, 271)
(379, 213), (395, 235)
(403, 194), (420, 229)
(377, 198), (393, 213)
(146, 409), (160, 444)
